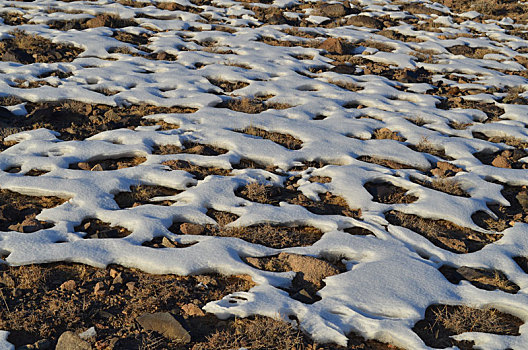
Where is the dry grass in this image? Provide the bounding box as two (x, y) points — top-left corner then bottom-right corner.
(197, 316), (304, 350)
(162, 159), (230, 180)
(433, 305), (519, 335)
(372, 128), (405, 142)
(114, 185), (180, 208)
(240, 126), (303, 150)
(430, 178), (468, 197)
(385, 211), (501, 253)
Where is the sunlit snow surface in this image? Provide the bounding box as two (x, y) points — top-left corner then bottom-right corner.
(0, 0), (528, 348)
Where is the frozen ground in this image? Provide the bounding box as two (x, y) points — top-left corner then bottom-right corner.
(0, 0), (528, 348)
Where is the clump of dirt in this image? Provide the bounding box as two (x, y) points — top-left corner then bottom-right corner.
(0, 30), (83, 64)
(162, 160), (230, 180)
(372, 128), (405, 141)
(245, 252), (342, 304)
(409, 137), (452, 160)
(237, 126), (303, 150)
(472, 184), (528, 231)
(0, 100), (191, 141)
(357, 156), (418, 170)
(0, 189), (67, 233)
(215, 97), (292, 114)
(439, 265), (519, 294)
(364, 181), (418, 204)
(231, 157), (278, 173)
(474, 148), (528, 169)
(385, 211), (502, 254)
(412, 177), (469, 197)
(413, 304), (523, 349)
(472, 133), (528, 150)
(114, 185), (181, 208)
(75, 218), (132, 239)
(70, 156), (147, 171)
(152, 141), (228, 156)
(170, 210), (323, 248)
(236, 181), (361, 218)
(437, 98), (504, 121)
(0, 263), (256, 349)
(429, 161), (463, 178)
(206, 77), (249, 93)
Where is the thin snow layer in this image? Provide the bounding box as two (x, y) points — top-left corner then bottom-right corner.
(0, 0), (528, 348)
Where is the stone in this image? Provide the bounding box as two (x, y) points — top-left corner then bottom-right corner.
(318, 38), (346, 55)
(318, 3), (347, 18)
(491, 155), (511, 168)
(181, 303), (205, 317)
(90, 164), (104, 171)
(56, 331), (92, 350)
(179, 223), (204, 235)
(93, 281), (105, 296)
(60, 280), (77, 291)
(137, 312), (191, 343)
(161, 237), (177, 248)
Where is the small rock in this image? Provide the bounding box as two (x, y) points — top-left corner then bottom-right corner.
(109, 269), (119, 279)
(56, 331), (92, 350)
(60, 280), (77, 291)
(90, 164), (104, 171)
(93, 281), (105, 296)
(126, 281), (136, 292)
(181, 303), (205, 317)
(491, 155), (512, 168)
(79, 327), (97, 340)
(112, 273), (124, 285)
(318, 38), (346, 55)
(137, 312), (191, 343)
(103, 109), (120, 122)
(161, 237), (177, 248)
(179, 223), (204, 235)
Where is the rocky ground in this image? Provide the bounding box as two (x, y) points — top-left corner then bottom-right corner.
(1, 0), (528, 349)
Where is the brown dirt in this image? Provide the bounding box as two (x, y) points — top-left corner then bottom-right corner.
(0, 100), (190, 142)
(472, 184), (528, 231)
(49, 14), (137, 31)
(206, 78), (249, 93)
(0, 189), (67, 233)
(413, 304), (523, 349)
(245, 252), (342, 304)
(357, 156), (418, 170)
(409, 137), (453, 160)
(364, 181), (418, 204)
(372, 128), (405, 142)
(231, 157), (278, 173)
(170, 210), (323, 248)
(114, 185), (181, 208)
(238, 126), (303, 150)
(215, 97), (293, 114)
(70, 156), (147, 171)
(236, 182), (361, 218)
(0, 30), (83, 64)
(474, 148), (528, 169)
(385, 211), (502, 254)
(74, 219), (132, 239)
(439, 0), (528, 23)
(152, 141), (228, 156)
(0, 263), (260, 349)
(162, 160), (230, 180)
(411, 177), (469, 197)
(439, 265), (519, 294)
(436, 98), (504, 122)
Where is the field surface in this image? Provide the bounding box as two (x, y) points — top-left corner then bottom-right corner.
(0, 0), (528, 349)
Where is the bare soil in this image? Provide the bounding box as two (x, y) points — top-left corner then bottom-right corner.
(114, 185), (181, 208)
(0, 189), (67, 233)
(0, 101), (190, 142)
(170, 209), (324, 248)
(0, 30), (83, 64)
(439, 265), (519, 294)
(162, 160), (231, 180)
(236, 182), (361, 218)
(413, 304), (523, 349)
(364, 181), (418, 204)
(238, 126), (303, 150)
(74, 218), (132, 239)
(385, 211), (502, 253)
